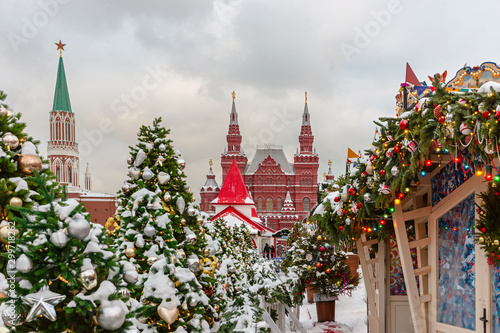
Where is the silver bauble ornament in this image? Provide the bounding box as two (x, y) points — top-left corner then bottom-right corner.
(129, 167), (140, 180)
(180, 218), (186, 225)
(67, 218), (90, 240)
(144, 224), (156, 237)
(178, 158), (186, 170)
(142, 167), (153, 181)
(391, 166), (399, 176)
(119, 288), (130, 298)
(147, 256), (158, 265)
(134, 149), (146, 167)
(159, 143), (166, 151)
(365, 164), (374, 175)
(97, 301), (126, 330)
(2, 132), (19, 149)
(187, 258), (201, 272)
(80, 269), (97, 290)
(124, 270), (139, 284)
(176, 197), (185, 214)
(157, 305), (179, 325)
(135, 237), (145, 248)
(50, 230), (68, 248)
(163, 192), (171, 201)
(345, 218), (351, 225)
(184, 185), (190, 191)
(2, 307), (22, 327)
(176, 250), (186, 260)
(186, 234), (197, 245)
(16, 254), (33, 273)
(158, 172), (170, 185)
(363, 193), (371, 202)
(127, 157), (133, 165)
(121, 182), (131, 193)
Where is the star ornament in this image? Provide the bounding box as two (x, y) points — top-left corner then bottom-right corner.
(155, 156), (166, 166)
(21, 288), (66, 322)
(55, 40), (66, 51)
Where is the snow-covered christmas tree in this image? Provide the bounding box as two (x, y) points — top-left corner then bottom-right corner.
(113, 118), (217, 332)
(281, 222), (358, 303)
(5, 173), (131, 332)
(207, 218), (293, 332)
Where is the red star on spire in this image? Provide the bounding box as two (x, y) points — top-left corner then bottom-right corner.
(55, 40), (66, 51)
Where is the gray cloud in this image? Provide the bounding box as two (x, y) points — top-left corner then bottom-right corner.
(2, 0), (500, 204)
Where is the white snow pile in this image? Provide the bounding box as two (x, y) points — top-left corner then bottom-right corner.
(478, 81), (500, 93)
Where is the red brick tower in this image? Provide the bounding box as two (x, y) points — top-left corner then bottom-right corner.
(200, 160), (220, 215)
(221, 91), (247, 181)
(293, 92), (319, 215)
(47, 42), (79, 188)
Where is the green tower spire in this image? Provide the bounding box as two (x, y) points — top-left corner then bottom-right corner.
(52, 41), (72, 113)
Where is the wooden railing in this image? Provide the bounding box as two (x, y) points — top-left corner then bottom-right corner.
(260, 296), (307, 333)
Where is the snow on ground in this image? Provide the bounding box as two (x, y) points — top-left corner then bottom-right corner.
(299, 268), (367, 333)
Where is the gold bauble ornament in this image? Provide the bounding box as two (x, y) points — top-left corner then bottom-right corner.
(18, 155), (42, 174)
(495, 240), (500, 246)
(9, 197), (22, 207)
(223, 283), (230, 292)
(124, 248), (136, 258)
(180, 218), (186, 225)
(0, 292), (7, 299)
(157, 305), (179, 325)
(0, 225), (18, 244)
(214, 305), (220, 312)
(204, 249), (210, 256)
(317, 235), (322, 241)
(479, 237), (485, 244)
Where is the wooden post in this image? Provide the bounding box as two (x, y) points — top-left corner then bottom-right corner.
(357, 236), (379, 333)
(393, 205), (427, 333)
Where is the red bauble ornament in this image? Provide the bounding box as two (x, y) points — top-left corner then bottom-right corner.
(342, 209), (347, 215)
(481, 227), (487, 233)
(339, 226), (344, 231)
(438, 117), (445, 124)
(334, 196), (340, 202)
(320, 246), (325, 252)
(434, 105), (443, 118)
(399, 119), (409, 130)
(348, 187), (355, 196)
(316, 262), (322, 268)
(326, 268), (332, 274)
(425, 159), (432, 167)
(394, 145), (401, 153)
(357, 202), (362, 209)
(380, 170), (386, 176)
(496, 110), (500, 120)
(483, 111), (492, 118)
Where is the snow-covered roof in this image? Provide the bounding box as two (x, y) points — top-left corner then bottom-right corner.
(211, 206), (275, 235)
(246, 145), (294, 174)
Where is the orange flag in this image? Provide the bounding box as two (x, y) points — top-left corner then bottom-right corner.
(347, 148), (358, 159)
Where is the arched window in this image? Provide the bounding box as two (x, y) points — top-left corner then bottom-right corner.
(56, 123), (61, 140)
(66, 123), (70, 141)
(277, 178), (280, 185)
(68, 168), (72, 184)
(277, 197), (282, 211)
(56, 167), (60, 181)
(257, 198), (263, 211)
(266, 198), (273, 212)
(249, 179), (252, 186)
(259, 178), (262, 185)
(287, 178), (291, 186)
(303, 197), (310, 212)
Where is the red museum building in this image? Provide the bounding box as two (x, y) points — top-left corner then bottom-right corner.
(200, 92), (319, 231)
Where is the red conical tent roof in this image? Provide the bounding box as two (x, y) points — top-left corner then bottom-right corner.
(212, 159), (253, 205)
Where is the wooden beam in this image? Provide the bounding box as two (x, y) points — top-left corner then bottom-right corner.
(403, 206), (431, 222)
(414, 265), (431, 276)
(409, 237), (431, 249)
(393, 205), (427, 333)
(367, 258), (379, 265)
(357, 237), (379, 333)
(420, 294), (432, 303)
(362, 238), (378, 247)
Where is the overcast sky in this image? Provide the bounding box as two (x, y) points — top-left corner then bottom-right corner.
(2, 0), (499, 200)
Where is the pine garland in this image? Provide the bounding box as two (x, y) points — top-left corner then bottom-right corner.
(476, 182), (500, 267)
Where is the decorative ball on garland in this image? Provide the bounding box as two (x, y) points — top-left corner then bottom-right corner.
(460, 123), (472, 135)
(18, 153), (42, 174)
(50, 230), (68, 248)
(399, 119), (409, 130)
(391, 166), (399, 176)
(125, 247), (136, 258)
(9, 197), (23, 207)
(67, 218), (90, 240)
(97, 301), (126, 330)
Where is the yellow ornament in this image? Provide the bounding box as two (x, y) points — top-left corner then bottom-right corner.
(0, 225), (18, 244)
(214, 305), (220, 312)
(9, 197), (23, 207)
(125, 248), (136, 258)
(495, 239), (500, 246)
(479, 236), (485, 244)
(157, 305), (179, 325)
(307, 266), (312, 271)
(317, 235), (322, 241)
(18, 155), (42, 174)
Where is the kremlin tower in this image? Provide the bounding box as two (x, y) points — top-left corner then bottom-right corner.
(46, 41), (116, 225)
